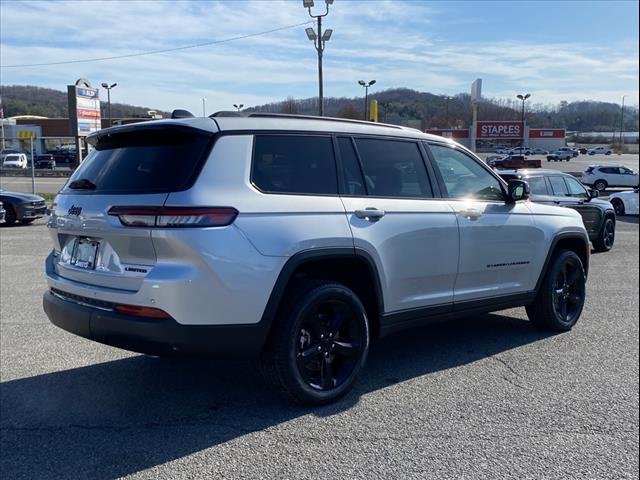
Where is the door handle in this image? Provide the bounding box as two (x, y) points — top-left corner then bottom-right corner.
(355, 208), (385, 221)
(458, 208), (482, 220)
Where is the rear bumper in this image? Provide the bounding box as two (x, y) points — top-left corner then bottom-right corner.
(43, 291), (270, 358)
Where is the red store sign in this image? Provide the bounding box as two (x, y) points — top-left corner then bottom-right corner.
(477, 121), (524, 138)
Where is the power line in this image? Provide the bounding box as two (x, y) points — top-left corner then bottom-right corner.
(1, 21), (312, 68)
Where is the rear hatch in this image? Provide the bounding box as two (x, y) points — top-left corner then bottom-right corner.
(50, 123), (215, 291)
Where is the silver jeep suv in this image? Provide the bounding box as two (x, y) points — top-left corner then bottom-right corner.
(44, 113), (590, 404)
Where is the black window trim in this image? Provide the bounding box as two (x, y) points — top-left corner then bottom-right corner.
(423, 142), (509, 202)
(548, 175), (570, 197)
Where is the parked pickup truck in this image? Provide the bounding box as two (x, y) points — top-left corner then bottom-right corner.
(487, 155), (541, 170)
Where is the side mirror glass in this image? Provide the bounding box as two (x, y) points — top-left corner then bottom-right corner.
(589, 189), (599, 199)
(508, 180), (530, 203)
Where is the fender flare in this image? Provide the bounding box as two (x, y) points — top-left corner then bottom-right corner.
(534, 232), (590, 294)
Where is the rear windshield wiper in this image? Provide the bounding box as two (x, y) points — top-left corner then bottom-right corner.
(68, 178), (97, 190)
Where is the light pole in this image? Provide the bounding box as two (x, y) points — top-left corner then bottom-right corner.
(201, 98), (207, 117)
(100, 82), (117, 127)
(233, 104), (244, 112)
(516, 93), (530, 147)
(358, 80), (376, 121)
(304, 0), (333, 117)
(619, 95), (626, 152)
(444, 96), (451, 128)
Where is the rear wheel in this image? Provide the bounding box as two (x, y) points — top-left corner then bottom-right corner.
(526, 250), (586, 331)
(611, 198), (625, 216)
(594, 180), (608, 192)
(260, 280), (370, 405)
(593, 217), (615, 252)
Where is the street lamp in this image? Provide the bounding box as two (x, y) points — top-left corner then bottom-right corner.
(304, 0), (333, 116)
(201, 98), (207, 117)
(233, 104), (244, 112)
(100, 82), (117, 127)
(358, 80), (376, 121)
(516, 93), (530, 147)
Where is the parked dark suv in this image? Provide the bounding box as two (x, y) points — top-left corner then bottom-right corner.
(499, 169), (616, 252)
(34, 154), (57, 170)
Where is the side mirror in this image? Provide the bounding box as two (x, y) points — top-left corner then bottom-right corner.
(507, 180), (530, 203)
(589, 189), (599, 199)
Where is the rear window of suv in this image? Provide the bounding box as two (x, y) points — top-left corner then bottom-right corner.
(63, 128), (212, 194)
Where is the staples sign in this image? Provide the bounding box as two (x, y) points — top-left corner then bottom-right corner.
(477, 121), (523, 138)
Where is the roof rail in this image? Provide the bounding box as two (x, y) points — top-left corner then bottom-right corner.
(246, 112), (404, 130)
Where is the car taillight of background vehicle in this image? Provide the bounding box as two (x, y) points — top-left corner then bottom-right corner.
(108, 206), (238, 228)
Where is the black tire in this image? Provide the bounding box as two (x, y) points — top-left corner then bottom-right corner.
(526, 250), (586, 331)
(593, 180), (607, 192)
(592, 217), (615, 252)
(3, 204), (17, 226)
(260, 280), (370, 405)
(611, 198), (626, 216)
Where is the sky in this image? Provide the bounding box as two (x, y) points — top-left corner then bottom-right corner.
(1, 0), (638, 114)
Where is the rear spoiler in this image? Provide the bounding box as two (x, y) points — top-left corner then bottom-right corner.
(86, 120), (217, 147)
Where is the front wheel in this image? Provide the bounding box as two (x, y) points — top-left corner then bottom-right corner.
(592, 217), (615, 252)
(260, 280), (370, 405)
(526, 250), (586, 331)
(2, 205), (17, 226)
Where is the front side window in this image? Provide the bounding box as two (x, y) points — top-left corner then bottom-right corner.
(354, 138), (432, 198)
(548, 176), (569, 196)
(429, 144), (504, 201)
(565, 177), (588, 198)
(252, 135), (337, 195)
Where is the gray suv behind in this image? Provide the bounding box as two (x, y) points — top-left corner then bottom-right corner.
(44, 113), (590, 404)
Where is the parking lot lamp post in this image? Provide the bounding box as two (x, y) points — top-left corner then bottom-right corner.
(516, 93), (530, 147)
(233, 104), (244, 112)
(358, 80), (376, 121)
(619, 95), (626, 152)
(101, 83), (117, 127)
(201, 98), (207, 117)
(304, 0), (333, 116)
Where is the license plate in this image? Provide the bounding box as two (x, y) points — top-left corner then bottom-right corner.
(71, 238), (99, 270)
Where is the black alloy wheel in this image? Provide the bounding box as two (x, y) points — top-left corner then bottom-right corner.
(593, 217), (615, 252)
(295, 298), (365, 392)
(3, 204), (17, 226)
(594, 180), (607, 192)
(551, 260), (586, 325)
(526, 250), (586, 331)
(261, 280), (369, 405)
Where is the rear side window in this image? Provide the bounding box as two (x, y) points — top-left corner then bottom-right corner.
(65, 129), (211, 194)
(526, 176), (549, 195)
(548, 176), (569, 196)
(354, 138), (432, 198)
(252, 135), (337, 195)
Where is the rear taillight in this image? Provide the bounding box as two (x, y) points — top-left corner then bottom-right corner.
(108, 206), (238, 228)
(114, 303), (171, 319)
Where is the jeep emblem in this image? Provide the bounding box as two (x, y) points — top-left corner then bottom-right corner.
(68, 205), (82, 216)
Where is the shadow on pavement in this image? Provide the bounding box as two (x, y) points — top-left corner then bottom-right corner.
(1, 313), (554, 479)
(616, 215), (639, 225)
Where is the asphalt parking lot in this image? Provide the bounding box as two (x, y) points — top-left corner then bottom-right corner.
(0, 214), (638, 479)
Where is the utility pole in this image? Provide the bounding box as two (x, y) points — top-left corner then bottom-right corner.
(304, 0), (333, 116)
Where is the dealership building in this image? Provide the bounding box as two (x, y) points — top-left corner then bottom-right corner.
(426, 121), (566, 152)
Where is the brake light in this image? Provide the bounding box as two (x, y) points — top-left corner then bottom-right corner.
(114, 303), (171, 319)
(108, 206), (238, 228)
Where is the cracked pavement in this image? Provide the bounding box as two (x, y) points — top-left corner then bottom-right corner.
(1, 217), (638, 479)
